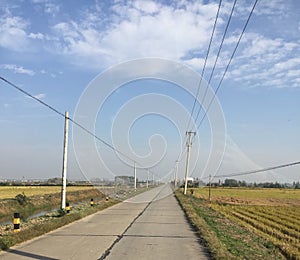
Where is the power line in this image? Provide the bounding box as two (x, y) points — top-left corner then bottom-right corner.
(178, 0), (223, 165)
(193, 0), (237, 127)
(0, 76), (141, 167)
(196, 0), (258, 130)
(211, 160), (300, 179)
(178, 0), (258, 175)
(0, 76), (65, 117)
(186, 0), (222, 132)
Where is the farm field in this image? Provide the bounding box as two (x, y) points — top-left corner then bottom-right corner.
(0, 186), (101, 200)
(176, 187), (300, 259)
(192, 186), (300, 206)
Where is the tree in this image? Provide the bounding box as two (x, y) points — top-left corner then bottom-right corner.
(224, 179), (238, 187)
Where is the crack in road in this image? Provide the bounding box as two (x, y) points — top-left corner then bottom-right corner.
(98, 185), (168, 260)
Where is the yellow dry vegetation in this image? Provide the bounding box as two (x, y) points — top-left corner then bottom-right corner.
(0, 186), (94, 199)
(193, 187), (300, 206)
(189, 187), (300, 259)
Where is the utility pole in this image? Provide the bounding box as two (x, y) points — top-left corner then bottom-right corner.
(134, 161), (137, 190)
(147, 168), (149, 188)
(174, 160), (179, 188)
(208, 174), (212, 203)
(184, 131), (196, 195)
(61, 111), (69, 210)
(152, 173), (154, 186)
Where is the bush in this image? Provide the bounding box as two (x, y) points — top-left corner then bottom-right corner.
(15, 193), (28, 206)
(57, 209), (66, 217)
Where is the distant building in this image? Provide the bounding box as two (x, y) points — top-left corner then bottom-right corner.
(115, 176), (136, 186)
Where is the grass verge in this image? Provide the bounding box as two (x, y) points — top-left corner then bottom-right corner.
(0, 187), (106, 223)
(175, 190), (284, 260)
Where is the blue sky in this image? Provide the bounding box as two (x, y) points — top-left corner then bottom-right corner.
(0, 0), (299, 183)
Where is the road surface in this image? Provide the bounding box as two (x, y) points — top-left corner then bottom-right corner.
(0, 184), (209, 259)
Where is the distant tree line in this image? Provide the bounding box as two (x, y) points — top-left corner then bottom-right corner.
(0, 178), (93, 186)
(210, 179), (300, 189)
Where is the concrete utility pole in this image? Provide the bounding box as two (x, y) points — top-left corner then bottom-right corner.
(184, 131), (196, 195)
(208, 174), (212, 203)
(147, 168), (149, 188)
(134, 161), (137, 190)
(174, 160), (179, 188)
(61, 111), (69, 209)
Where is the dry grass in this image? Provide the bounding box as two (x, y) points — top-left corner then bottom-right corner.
(176, 191), (232, 259)
(194, 187), (300, 206)
(0, 186), (94, 200)
(176, 188), (289, 259)
(0, 187), (105, 223)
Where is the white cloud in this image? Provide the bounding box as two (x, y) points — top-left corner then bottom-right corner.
(0, 12), (46, 52)
(31, 0), (47, 3)
(271, 58), (300, 74)
(44, 2), (60, 15)
(28, 32), (45, 40)
(133, 0), (160, 14)
(287, 69), (300, 78)
(46, 0), (299, 90)
(226, 32), (300, 88)
(1, 0), (298, 89)
(1, 64), (35, 76)
(0, 15), (29, 51)
(33, 93), (46, 99)
(253, 0), (287, 16)
(31, 0), (61, 16)
(247, 37), (281, 56)
(51, 1), (219, 68)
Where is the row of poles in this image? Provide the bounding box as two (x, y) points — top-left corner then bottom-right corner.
(12, 116), (197, 233)
(60, 112), (156, 210)
(62, 112), (197, 211)
(133, 162), (154, 190)
(62, 112), (198, 209)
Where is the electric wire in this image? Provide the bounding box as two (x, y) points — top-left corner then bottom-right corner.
(193, 0), (237, 127)
(178, 0), (259, 178)
(185, 0), (222, 132)
(0, 76), (144, 168)
(210, 160), (300, 179)
(178, 0), (223, 168)
(196, 0), (258, 130)
(0, 76), (65, 118)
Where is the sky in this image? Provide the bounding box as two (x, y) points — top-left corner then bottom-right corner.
(0, 0), (299, 184)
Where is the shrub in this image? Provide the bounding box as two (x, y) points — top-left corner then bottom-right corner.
(15, 193), (28, 206)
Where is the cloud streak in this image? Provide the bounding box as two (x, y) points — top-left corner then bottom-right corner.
(0, 64), (35, 76)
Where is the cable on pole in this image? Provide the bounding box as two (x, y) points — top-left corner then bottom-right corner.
(0, 76), (65, 117)
(185, 0), (223, 132)
(209, 160), (300, 179)
(180, 0), (238, 165)
(0, 76), (144, 168)
(193, 0), (237, 127)
(178, 0), (258, 178)
(181, 0), (223, 165)
(196, 0), (259, 131)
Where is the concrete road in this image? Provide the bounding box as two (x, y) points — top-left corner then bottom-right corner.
(0, 185), (209, 260)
